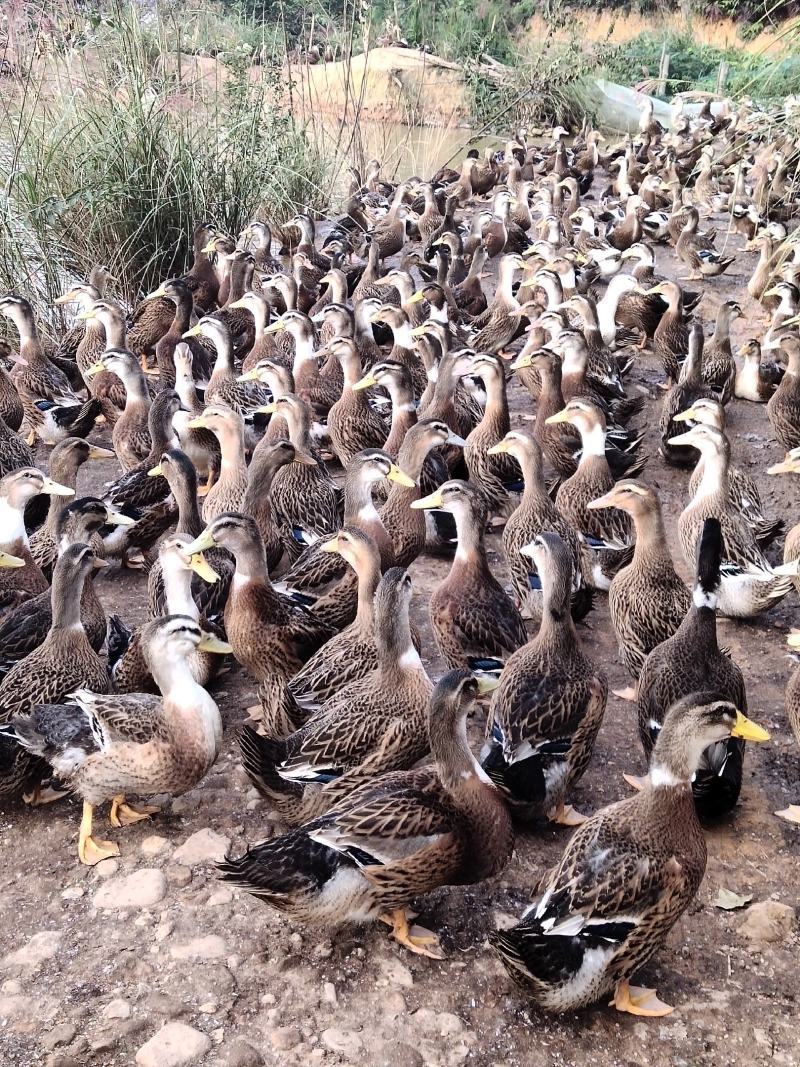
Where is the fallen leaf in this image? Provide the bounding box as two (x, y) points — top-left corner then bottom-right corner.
(713, 888), (753, 911)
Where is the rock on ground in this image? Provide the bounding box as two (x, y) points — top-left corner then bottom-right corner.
(135, 1021), (211, 1067)
(738, 901), (795, 944)
(172, 828), (231, 865)
(94, 869), (167, 910)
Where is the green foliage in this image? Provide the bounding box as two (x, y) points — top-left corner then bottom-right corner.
(0, 3), (328, 325)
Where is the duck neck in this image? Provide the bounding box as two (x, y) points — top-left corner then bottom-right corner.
(343, 474), (379, 525)
(452, 507), (486, 571)
(173, 473), (204, 539)
(353, 555), (381, 628)
(0, 494), (28, 551)
(163, 563), (199, 620)
(479, 369), (509, 432)
(578, 421), (606, 459)
(51, 567), (86, 631)
(693, 447), (728, 500)
(631, 505), (671, 567)
(119, 363), (149, 406)
(431, 705), (495, 794)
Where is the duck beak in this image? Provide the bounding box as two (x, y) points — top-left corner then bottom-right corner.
(446, 432), (466, 447)
(780, 313), (800, 327)
(201, 239), (218, 253)
(586, 490), (617, 510)
(75, 308), (97, 321)
(545, 409), (570, 425)
(8, 351), (28, 366)
(666, 430), (695, 446)
(92, 556), (110, 570)
(730, 710), (770, 742)
(145, 284), (167, 300)
(410, 488), (444, 510)
(352, 373), (376, 391)
(293, 450), (318, 466)
(183, 530), (217, 554)
(387, 464), (415, 487)
(53, 291), (78, 305)
(672, 407), (697, 423)
(369, 311), (385, 323)
(87, 444), (115, 460)
(147, 463), (163, 477)
(252, 402), (277, 416)
(487, 440), (509, 455)
(475, 675), (501, 695)
(182, 325), (202, 339)
(237, 368), (261, 382)
(406, 290), (425, 304)
(227, 298), (247, 310)
(106, 510), (135, 527)
(319, 534), (340, 554)
(263, 320), (286, 334)
(198, 632), (232, 654)
(186, 416), (208, 429)
(188, 552), (219, 583)
(509, 354), (532, 371)
(410, 324), (426, 337)
(762, 286), (782, 298)
(41, 478), (74, 497)
(0, 551), (24, 568)
(767, 455), (797, 474)
(85, 360), (106, 377)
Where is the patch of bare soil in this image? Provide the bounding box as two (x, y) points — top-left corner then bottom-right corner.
(0, 212), (799, 1067)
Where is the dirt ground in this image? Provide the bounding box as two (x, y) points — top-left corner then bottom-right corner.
(1, 206), (800, 1067)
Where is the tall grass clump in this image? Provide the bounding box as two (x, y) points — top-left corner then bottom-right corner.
(0, 3), (329, 325)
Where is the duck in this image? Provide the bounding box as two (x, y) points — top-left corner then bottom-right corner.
(183, 514), (336, 736)
(488, 430), (591, 622)
(101, 388), (181, 515)
(110, 535), (228, 693)
(145, 449), (233, 621)
(659, 322), (714, 467)
(380, 419), (464, 567)
(767, 332), (800, 452)
(253, 395), (340, 551)
(777, 633), (800, 824)
(734, 338), (782, 402)
(184, 317), (269, 415)
(219, 669), (513, 959)
(186, 406), (249, 524)
(642, 281), (690, 383)
(491, 693), (768, 1014)
(482, 532), (606, 825)
(682, 399), (783, 548)
(0, 416), (34, 480)
(0, 543), (110, 799)
(636, 518), (749, 817)
(700, 300), (741, 402)
(324, 339), (388, 467)
(9, 615), (228, 864)
(86, 348), (152, 470)
(238, 566), (433, 825)
(676, 208), (734, 279)
(412, 480), (528, 674)
(242, 440), (297, 572)
(28, 438), (115, 575)
(0, 498), (126, 678)
(274, 449), (411, 630)
(669, 422), (798, 616)
(547, 400), (635, 589)
(457, 351), (521, 520)
(0, 468), (74, 613)
(588, 481), (690, 689)
(0, 345), (26, 432)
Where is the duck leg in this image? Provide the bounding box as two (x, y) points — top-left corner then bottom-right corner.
(612, 686), (638, 702)
(78, 800), (120, 865)
(610, 979), (673, 1017)
(379, 909), (444, 959)
(197, 469), (217, 498)
(622, 773), (648, 791)
(549, 802), (589, 827)
(775, 805), (800, 824)
(109, 794), (161, 827)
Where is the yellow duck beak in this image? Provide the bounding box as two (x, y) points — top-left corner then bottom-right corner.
(387, 464), (415, 488)
(487, 439), (509, 455)
(509, 353), (533, 371)
(545, 408), (570, 425)
(780, 313), (800, 328)
(227, 297), (247, 310)
(252, 402), (277, 416)
(352, 373), (377, 391)
(147, 464), (163, 477)
(75, 307), (98, 321)
(410, 324), (427, 337)
(106, 510), (135, 527)
(730, 710), (770, 742)
(475, 675), (500, 696)
(767, 454), (800, 474)
(666, 430), (696, 447)
(201, 239), (218, 254)
(406, 290), (426, 305)
(319, 534), (341, 554)
(41, 478), (74, 497)
(672, 407), (697, 423)
(0, 551), (25, 568)
(410, 488), (444, 510)
(188, 552), (219, 583)
(182, 324), (203, 339)
(762, 286), (782, 299)
(145, 284), (167, 300)
(237, 368), (262, 382)
(263, 320), (286, 334)
(87, 445), (115, 460)
(198, 632), (232, 654)
(53, 290), (79, 305)
(183, 530), (217, 554)
(186, 416), (209, 429)
(85, 360), (106, 377)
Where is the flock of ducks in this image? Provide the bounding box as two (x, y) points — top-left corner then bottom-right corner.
(0, 93), (799, 1018)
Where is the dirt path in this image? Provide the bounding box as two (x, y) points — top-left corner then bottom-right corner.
(0, 215), (799, 1067)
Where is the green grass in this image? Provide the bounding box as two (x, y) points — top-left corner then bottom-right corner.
(0, 3), (329, 328)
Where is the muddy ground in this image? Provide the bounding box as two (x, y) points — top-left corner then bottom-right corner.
(0, 215), (799, 1067)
